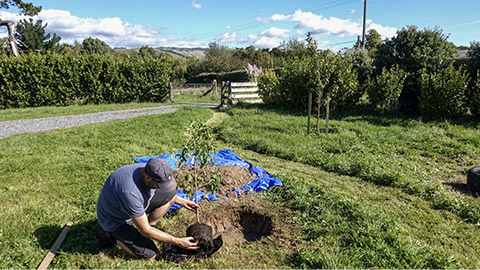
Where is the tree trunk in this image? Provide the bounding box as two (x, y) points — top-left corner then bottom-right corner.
(325, 98), (330, 133)
(316, 91), (323, 133)
(0, 19), (20, 57)
(194, 157), (200, 223)
(307, 92), (312, 134)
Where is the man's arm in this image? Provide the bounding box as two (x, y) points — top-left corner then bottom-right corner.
(174, 195), (200, 213)
(131, 214), (198, 250)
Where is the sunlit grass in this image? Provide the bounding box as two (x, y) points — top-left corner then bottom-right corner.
(2, 103), (480, 268)
(172, 87), (221, 104)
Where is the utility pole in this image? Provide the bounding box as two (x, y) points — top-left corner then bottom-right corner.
(362, 0), (367, 49)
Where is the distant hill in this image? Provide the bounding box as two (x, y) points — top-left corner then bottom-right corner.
(156, 47), (206, 59)
(113, 46), (206, 59)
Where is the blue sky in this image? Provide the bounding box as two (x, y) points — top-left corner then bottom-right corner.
(0, 0), (479, 50)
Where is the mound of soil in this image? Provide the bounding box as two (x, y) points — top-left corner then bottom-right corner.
(173, 165), (259, 198)
(163, 165), (287, 262)
(172, 165), (275, 244)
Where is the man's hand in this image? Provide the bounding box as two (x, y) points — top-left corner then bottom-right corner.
(175, 196), (200, 214)
(131, 214), (199, 250)
(175, 236), (199, 250)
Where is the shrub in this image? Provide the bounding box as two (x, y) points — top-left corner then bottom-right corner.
(367, 64), (406, 113)
(375, 26), (458, 115)
(327, 54), (360, 110)
(188, 70), (248, 83)
(342, 47), (373, 86)
(0, 53), (173, 108)
(277, 55), (319, 109)
(419, 65), (470, 119)
(467, 41), (480, 81)
(257, 52), (359, 110)
(258, 70), (281, 105)
(468, 71), (480, 116)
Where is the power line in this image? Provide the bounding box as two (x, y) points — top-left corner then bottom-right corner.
(328, 40), (356, 46)
(190, 0), (358, 39)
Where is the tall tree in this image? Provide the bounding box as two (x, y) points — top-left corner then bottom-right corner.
(16, 18), (61, 52)
(138, 45), (156, 58)
(375, 26), (458, 115)
(467, 41), (480, 82)
(82, 37), (112, 55)
(365, 29), (383, 58)
(0, 0), (41, 56)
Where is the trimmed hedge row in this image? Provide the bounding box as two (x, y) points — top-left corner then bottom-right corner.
(0, 53), (173, 108)
(188, 70), (248, 83)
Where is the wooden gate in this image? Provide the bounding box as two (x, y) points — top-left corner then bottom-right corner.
(220, 81), (262, 106)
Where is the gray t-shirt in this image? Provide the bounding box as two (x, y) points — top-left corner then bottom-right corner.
(97, 163), (155, 232)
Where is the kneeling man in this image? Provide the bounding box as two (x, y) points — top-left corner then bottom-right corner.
(97, 158), (199, 259)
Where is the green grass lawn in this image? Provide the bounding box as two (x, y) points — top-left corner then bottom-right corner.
(171, 87), (221, 104)
(1, 104), (480, 268)
(217, 106), (480, 223)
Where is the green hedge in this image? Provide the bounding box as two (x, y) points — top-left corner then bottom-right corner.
(0, 53), (173, 108)
(419, 65), (469, 119)
(187, 70), (248, 83)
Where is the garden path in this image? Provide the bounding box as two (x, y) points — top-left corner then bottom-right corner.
(0, 103), (217, 139)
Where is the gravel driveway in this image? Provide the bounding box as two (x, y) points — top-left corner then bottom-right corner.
(0, 104), (217, 139)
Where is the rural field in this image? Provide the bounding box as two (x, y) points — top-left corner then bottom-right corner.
(1, 0), (479, 269)
(1, 91), (480, 268)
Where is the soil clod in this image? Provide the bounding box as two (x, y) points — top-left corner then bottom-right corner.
(186, 223), (214, 250)
(163, 223), (223, 263)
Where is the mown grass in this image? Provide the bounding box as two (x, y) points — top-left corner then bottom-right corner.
(172, 87), (221, 104)
(2, 105), (480, 268)
(0, 107), (213, 268)
(216, 106), (480, 225)
(231, 148), (480, 268)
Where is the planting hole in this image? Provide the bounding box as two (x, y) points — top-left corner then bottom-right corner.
(239, 209), (273, 241)
(204, 207), (273, 244)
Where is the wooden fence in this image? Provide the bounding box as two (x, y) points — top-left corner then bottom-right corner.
(220, 81), (262, 106)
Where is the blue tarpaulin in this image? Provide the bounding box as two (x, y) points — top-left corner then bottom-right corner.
(133, 149), (283, 211)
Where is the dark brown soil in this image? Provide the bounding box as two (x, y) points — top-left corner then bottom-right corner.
(172, 165), (283, 245)
(173, 165), (258, 198)
(186, 223), (214, 250)
(199, 197), (275, 244)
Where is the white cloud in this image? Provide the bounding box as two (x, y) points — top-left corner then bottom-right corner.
(214, 32), (238, 43)
(257, 9), (396, 40)
(237, 34), (257, 45)
(254, 36), (283, 48)
(191, 1), (202, 10)
(350, 9), (356, 15)
(0, 7), (397, 49)
(368, 23), (397, 39)
(259, 27), (291, 38)
(0, 9), (176, 48)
